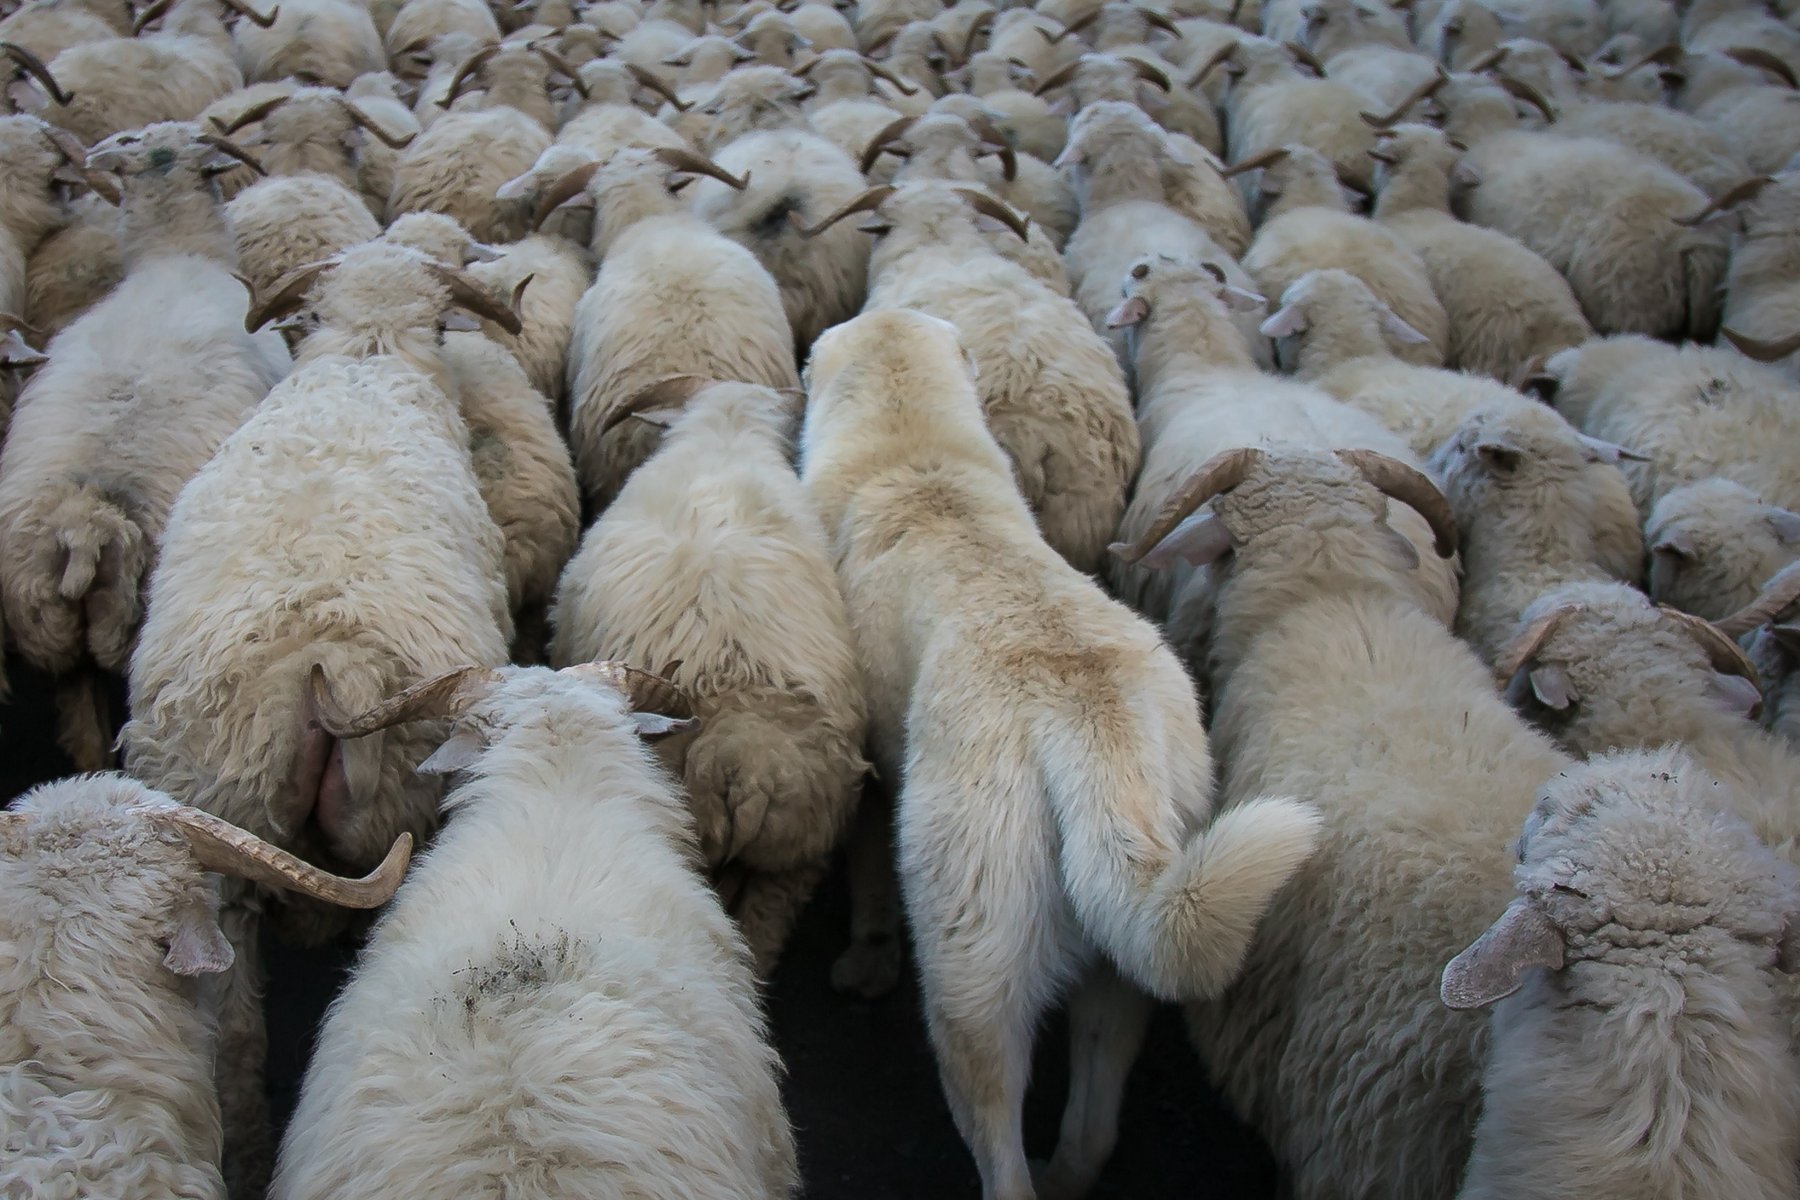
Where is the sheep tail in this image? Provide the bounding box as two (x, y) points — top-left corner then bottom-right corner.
(1036, 723), (1322, 1002)
(49, 486), (149, 671)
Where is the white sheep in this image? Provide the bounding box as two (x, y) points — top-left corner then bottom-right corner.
(121, 241), (514, 1195)
(1367, 121), (1590, 380)
(229, 0), (383, 87)
(544, 146), (798, 509)
(1217, 35), (1380, 196)
(21, 190), (121, 338)
(1108, 444), (1560, 1200)
(1446, 747), (1800, 1200)
(270, 663), (799, 1200)
(1647, 478), (1800, 623)
(1, 775), (410, 1200)
(550, 377), (866, 974)
(0, 122), (289, 772)
(801, 309), (1320, 1199)
(0, 0), (131, 61)
(382, 0), (499, 66)
(0, 112), (108, 326)
(1717, 158), (1800, 382)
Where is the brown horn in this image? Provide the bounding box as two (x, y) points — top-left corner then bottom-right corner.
(131, 0), (175, 31)
(340, 99), (416, 148)
(217, 0), (279, 27)
(245, 260), (334, 331)
(968, 115), (1017, 181)
(426, 263), (526, 335)
(1720, 326), (1800, 363)
(198, 132), (268, 176)
(1031, 57), (1083, 96)
(653, 146), (750, 189)
(1717, 562), (1800, 638)
(1360, 66), (1448, 127)
(1492, 71), (1556, 121)
(953, 186), (1029, 240)
(959, 11), (994, 62)
(1723, 45), (1798, 89)
(439, 44), (501, 108)
(858, 114), (917, 173)
(37, 122), (92, 169)
(309, 661), (503, 737)
(1492, 602), (1585, 686)
(1111, 447), (1264, 564)
(1220, 145), (1289, 177)
(531, 159), (600, 229)
(1142, 9), (1183, 38)
(598, 373), (715, 436)
(1672, 175), (1776, 227)
(0, 310), (42, 338)
(1, 41), (72, 104)
(1283, 40), (1325, 75)
(1464, 45), (1508, 72)
(788, 183), (895, 234)
(1605, 42), (1680, 78)
(1335, 448), (1457, 558)
(791, 53), (821, 76)
(625, 62), (691, 111)
(532, 46), (590, 96)
(1186, 40), (1236, 89)
(150, 804), (411, 909)
(1128, 56), (1171, 91)
(1659, 604), (1763, 694)
(1050, 9), (1099, 43)
(221, 92), (291, 134)
(863, 56), (920, 94)
(558, 660), (696, 719)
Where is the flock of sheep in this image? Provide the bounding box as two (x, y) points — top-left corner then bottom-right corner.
(0, 0), (1798, 1190)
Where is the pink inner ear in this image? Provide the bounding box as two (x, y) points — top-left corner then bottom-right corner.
(1708, 671), (1764, 719)
(1258, 305), (1306, 338)
(1142, 510), (1235, 569)
(1105, 296), (1150, 328)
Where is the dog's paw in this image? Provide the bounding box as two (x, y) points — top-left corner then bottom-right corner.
(830, 932), (901, 999)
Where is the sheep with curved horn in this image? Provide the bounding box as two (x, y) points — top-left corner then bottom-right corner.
(1715, 161), (1800, 383)
(272, 662), (798, 1199)
(226, 0), (382, 88)
(2, 773), (410, 1200)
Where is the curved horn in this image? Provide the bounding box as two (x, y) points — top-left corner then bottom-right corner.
(1110, 447), (1264, 564)
(1720, 326), (1800, 363)
(1, 41), (72, 104)
(1491, 71), (1556, 121)
(439, 44), (501, 108)
(558, 661), (696, 719)
(309, 661), (503, 737)
(1723, 45), (1798, 88)
(217, 0), (279, 27)
(151, 805), (410, 907)
(1128, 56), (1171, 91)
(532, 46), (590, 96)
(953, 186), (1029, 240)
(221, 92), (291, 134)
(1031, 57), (1083, 96)
(968, 115), (1016, 180)
(198, 132), (268, 175)
(625, 62), (691, 111)
(426, 263), (526, 335)
(531, 159), (600, 228)
(789, 183), (895, 235)
(1673, 174), (1775, 227)
(653, 146), (749, 189)
(1465, 45), (1508, 72)
(1220, 145), (1289, 177)
(1187, 40), (1236, 89)
(1717, 562), (1800, 638)
(1335, 448), (1457, 558)
(1283, 39), (1326, 75)
(598, 373), (715, 436)
(1605, 42), (1680, 78)
(340, 99), (416, 148)
(863, 56), (920, 94)
(1142, 9), (1183, 38)
(1659, 604), (1763, 692)
(131, 0), (175, 31)
(1492, 602), (1585, 686)
(959, 11), (994, 62)
(245, 260), (333, 331)
(1360, 65), (1448, 127)
(791, 53), (821, 76)
(858, 114), (917, 173)
(1049, 8), (1099, 42)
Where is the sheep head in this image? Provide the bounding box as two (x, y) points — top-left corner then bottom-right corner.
(244, 243), (525, 348)
(84, 121), (266, 197)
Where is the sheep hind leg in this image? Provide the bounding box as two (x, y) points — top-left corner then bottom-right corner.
(831, 782), (903, 999)
(731, 862), (827, 978)
(1032, 961), (1153, 1200)
(53, 668), (115, 771)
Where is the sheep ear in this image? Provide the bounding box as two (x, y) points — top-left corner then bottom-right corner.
(440, 310), (483, 332)
(1374, 521), (1420, 570)
(1047, 93), (1077, 117)
(1380, 308), (1431, 345)
(417, 726), (487, 775)
(1706, 670), (1763, 718)
(1221, 285), (1267, 313)
(1105, 296), (1150, 328)
(1475, 441), (1522, 473)
(631, 712), (694, 737)
(1528, 665), (1575, 710)
(1259, 303), (1308, 338)
(1441, 899), (1564, 1009)
(1767, 508), (1800, 545)
(1139, 510), (1235, 570)
(164, 902), (235, 977)
(1451, 160), (1482, 188)
(1652, 531), (1695, 561)
(6, 80), (47, 114)
(1576, 434), (1647, 464)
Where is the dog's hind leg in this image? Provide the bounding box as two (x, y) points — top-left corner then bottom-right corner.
(1033, 961), (1154, 1200)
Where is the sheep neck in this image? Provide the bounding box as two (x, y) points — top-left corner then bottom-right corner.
(1131, 299), (1255, 394)
(1373, 161), (1452, 218)
(115, 172), (235, 269)
(1292, 315), (1390, 380)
